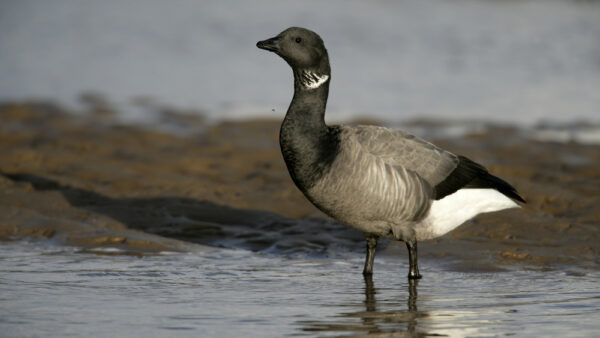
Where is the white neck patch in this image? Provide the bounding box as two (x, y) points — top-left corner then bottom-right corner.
(299, 70), (329, 90)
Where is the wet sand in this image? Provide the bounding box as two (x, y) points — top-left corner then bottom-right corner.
(1, 101), (599, 271)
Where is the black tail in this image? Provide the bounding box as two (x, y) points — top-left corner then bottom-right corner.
(434, 155), (525, 203)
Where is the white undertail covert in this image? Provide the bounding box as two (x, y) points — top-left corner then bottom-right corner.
(418, 188), (519, 240)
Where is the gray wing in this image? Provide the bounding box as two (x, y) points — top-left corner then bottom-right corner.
(340, 125), (459, 187)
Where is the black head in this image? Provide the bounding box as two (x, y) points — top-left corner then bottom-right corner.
(257, 27), (329, 71)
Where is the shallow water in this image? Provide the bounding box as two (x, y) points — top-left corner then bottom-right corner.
(2, 241), (598, 337)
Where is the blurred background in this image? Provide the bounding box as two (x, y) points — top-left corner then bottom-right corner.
(1, 0), (599, 127)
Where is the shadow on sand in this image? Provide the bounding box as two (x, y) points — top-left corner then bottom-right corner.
(3, 172), (364, 255)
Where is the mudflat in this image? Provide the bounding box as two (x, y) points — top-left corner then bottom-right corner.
(1, 101), (598, 271)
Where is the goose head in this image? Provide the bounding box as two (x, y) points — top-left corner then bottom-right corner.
(257, 27), (330, 89)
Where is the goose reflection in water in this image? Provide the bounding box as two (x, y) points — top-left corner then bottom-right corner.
(299, 276), (428, 336)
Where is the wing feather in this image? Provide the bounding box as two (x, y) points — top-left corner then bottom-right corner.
(339, 125), (525, 203)
(340, 125), (459, 188)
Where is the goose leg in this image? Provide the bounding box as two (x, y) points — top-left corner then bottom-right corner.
(406, 239), (422, 279)
(363, 234), (379, 275)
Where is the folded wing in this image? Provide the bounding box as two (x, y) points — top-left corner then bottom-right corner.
(343, 125), (459, 189)
(342, 125), (525, 203)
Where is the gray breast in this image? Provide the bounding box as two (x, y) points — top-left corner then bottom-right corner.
(305, 130), (433, 237)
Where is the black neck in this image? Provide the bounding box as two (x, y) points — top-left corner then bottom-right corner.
(279, 67), (339, 190)
(285, 69), (330, 130)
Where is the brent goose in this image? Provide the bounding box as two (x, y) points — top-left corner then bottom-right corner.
(257, 27), (524, 279)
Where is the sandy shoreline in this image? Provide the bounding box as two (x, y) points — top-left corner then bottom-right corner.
(1, 101), (598, 271)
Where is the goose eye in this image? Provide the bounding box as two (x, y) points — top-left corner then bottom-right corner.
(295, 37), (302, 43)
